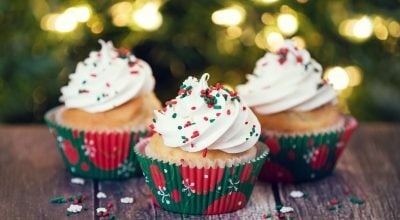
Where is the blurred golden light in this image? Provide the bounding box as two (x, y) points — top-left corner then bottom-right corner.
(212, 6), (245, 27)
(253, 0), (279, 4)
(40, 13), (58, 31)
(226, 26), (242, 39)
(255, 32), (268, 49)
(339, 16), (373, 41)
(292, 36), (306, 49)
(388, 21), (400, 38)
(90, 21), (104, 34)
(297, 0), (308, 3)
(344, 66), (363, 87)
(64, 6), (91, 23)
(261, 13), (274, 25)
(54, 13), (77, 33)
(374, 24), (388, 40)
(353, 16), (373, 39)
(132, 2), (163, 31)
(277, 13), (298, 36)
(109, 2), (133, 27)
(324, 67), (350, 90)
(266, 31), (284, 51)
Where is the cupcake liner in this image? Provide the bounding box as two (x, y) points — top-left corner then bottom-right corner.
(45, 106), (151, 180)
(258, 115), (357, 183)
(135, 139), (269, 215)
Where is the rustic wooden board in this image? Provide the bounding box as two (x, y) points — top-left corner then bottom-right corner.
(0, 126), (95, 220)
(1, 124), (399, 219)
(278, 124), (400, 220)
(97, 177), (276, 219)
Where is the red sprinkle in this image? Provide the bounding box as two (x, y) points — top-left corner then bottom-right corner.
(191, 106), (196, 110)
(296, 56), (303, 63)
(191, 131), (199, 139)
(165, 100), (177, 105)
(191, 143), (194, 148)
(216, 113), (221, 117)
(73, 199), (79, 204)
(130, 70), (139, 74)
(227, 109), (231, 115)
(184, 121), (192, 128)
(107, 202), (113, 208)
(243, 106), (247, 111)
(180, 159), (185, 163)
(202, 149), (208, 158)
(90, 73), (97, 77)
(149, 124), (155, 130)
(203, 117), (208, 121)
(216, 83), (222, 90)
(330, 199), (338, 205)
(106, 83), (110, 88)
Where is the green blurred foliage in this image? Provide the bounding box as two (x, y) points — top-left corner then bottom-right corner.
(0, 0), (399, 123)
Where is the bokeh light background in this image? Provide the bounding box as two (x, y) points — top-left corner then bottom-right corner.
(1, 0), (399, 123)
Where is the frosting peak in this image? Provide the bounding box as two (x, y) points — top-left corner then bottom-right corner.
(237, 40), (337, 115)
(152, 73), (261, 154)
(60, 40), (155, 113)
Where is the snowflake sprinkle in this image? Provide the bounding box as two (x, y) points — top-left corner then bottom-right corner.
(70, 178), (85, 185)
(120, 197), (134, 204)
(96, 192), (107, 199)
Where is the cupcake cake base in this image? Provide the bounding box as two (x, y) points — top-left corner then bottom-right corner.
(45, 107), (151, 180)
(259, 115), (357, 183)
(135, 139), (269, 215)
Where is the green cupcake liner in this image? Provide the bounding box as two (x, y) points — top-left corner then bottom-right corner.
(44, 106), (151, 180)
(135, 139), (269, 215)
(259, 116), (358, 183)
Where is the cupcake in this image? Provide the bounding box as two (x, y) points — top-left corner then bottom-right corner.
(237, 40), (357, 182)
(135, 73), (269, 215)
(45, 40), (161, 179)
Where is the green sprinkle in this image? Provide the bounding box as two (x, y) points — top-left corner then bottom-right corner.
(180, 93), (187, 99)
(275, 204), (282, 210)
(181, 136), (186, 139)
(152, 118), (156, 123)
(186, 85), (192, 90)
(178, 126), (182, 130)
(349, 196), (365, 205)
(210, 119), (215, 123)
(180, 84), (186, 89)
(50, 197), (67, 204)
(97, 97), (100, 101)
(93, 63), (97, 67)
(213, 105), (222, 109)
(216, 94), (220, 97)
(82, 80), (87, 84)
(172, 113), (177, 118)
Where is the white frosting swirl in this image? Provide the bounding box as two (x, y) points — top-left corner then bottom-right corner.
(152, 73), (261, 153)
(60, 40), (155, 113)
(237, 40), (337, 115)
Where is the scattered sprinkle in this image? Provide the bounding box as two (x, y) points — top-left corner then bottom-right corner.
(290, 190), (305, 198)
(349, 196), (365, 205)
(96, 192), (107, 199)
(172, 113), (177, 118)
(191, 106), (196, 110)
(50, 197), (68, 204)
(280, 206), (294, 213)
(67, 204), (82, 213)
(120, 197), (134, 204)
(71, 177), (85, 185)
(96, 207), (108, 217)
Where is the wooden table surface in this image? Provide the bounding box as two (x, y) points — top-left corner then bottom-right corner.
(0, 124), (399, 220)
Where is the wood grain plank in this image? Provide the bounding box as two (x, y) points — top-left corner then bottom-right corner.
(98, 179), (276, 219)
(0, 126), (95, 220)
(278, 124), (400, 220)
